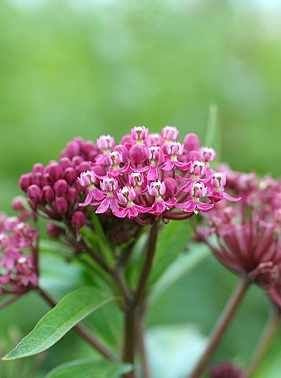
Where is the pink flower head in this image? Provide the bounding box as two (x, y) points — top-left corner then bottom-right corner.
(75, 126), (231, 221)
(162, 142), (185, 171)
(161, 126), (179, 142)
(147, 146), (164, 180)
(178, 182), (214, 214)
(200, 147), (216, 163)
(96, 135), (115, 152)
(20, 127), (229, 225)
(115, 186), (144, 218)
(131, 126), (149, 144)
(0, 213), (38, 296)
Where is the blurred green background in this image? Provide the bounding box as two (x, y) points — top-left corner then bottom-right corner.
(1, 0), (281, 377)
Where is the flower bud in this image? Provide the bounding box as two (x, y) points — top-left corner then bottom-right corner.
(47, 223), (64, 238)
(184, 133), (200, 151)
(43, 185), (55, 203)
(67, 187), (77, 205)
(54, 179), (68, 196)
(27, 185), (42, 204)
(64, 167), (77, 184)
(11, 196), (26, 211)
(32, 163), (45, 174)
(19, 174), (32, 191)
(71, 211), (86, 230)
(55, 197), (68, 215)
(46, 162), (62, 182)
(129, 144), (148, 165)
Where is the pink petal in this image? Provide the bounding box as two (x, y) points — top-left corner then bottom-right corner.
(197, 202), (214, 212)
(96, 198), (110, 214)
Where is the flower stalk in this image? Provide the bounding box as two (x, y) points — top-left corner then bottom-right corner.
(122, 222), (159, 378)
(246, 309), (281, 378)
(190, 278), (250, 378)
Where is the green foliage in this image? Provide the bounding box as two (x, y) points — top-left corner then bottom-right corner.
(46, 359), (131, 378)
(149, 220), (191, 286)
(146, 325), (206, 378)
(4, 287), (115, 360)
(1, 0), (281, 376)
(150, 243), (210, 304)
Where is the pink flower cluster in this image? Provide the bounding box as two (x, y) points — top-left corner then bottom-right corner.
(197, 167), (281, 308)
(19, 138), (99, 233)
(0, 213), (38, 295)
(77, 126), (231, 222)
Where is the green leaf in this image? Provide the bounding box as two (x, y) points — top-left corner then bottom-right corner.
(46, 359), (131, 378)
(40, 252), (92, 296)
(3, 287), (115, 360)
(147, 325), (207, 378)
(150, 243), (209, 304)
(149, 220), (190, 286)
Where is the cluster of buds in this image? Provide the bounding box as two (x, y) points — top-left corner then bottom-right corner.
(197, 166), (281, 309)
(77, 126), (232, 223)
(0, 213), (38, 295)
(19, 138), (98, 234)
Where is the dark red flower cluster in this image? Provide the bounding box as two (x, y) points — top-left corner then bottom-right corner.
(19, 137), (98, 233)
(197, 167), (281, 307)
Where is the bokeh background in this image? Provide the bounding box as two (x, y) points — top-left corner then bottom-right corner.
(1, 0), (281, 377)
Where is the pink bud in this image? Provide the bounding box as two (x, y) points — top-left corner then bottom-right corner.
(60, 157), (72, 169)
(63, 139), (81, 158)
(71, 211), (86, 230)
(129, 144), (148, 165)
(184, 133), (200, 151)
(55, 197), (68, 215)
(46, 162), (62, 181)
(47, 223), (64, 238)
(11, 196), (26, 211)
(67, 187), (77, 205)
(19, 174), (32, 191)
(27, 185), (42, 204)
(72, 156), (83, 166)
(43, 186), (55, 203)
(32, 163), (45, 174)
(54, 179), (68, 196)
(64, 167), (77, 184)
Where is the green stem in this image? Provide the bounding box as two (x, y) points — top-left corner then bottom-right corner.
(122, 222), (159, 378)
(189, 278), (250, 378)
(246, 309), (281, 378)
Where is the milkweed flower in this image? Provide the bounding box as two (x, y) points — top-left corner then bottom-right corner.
(197, 167), (281, 290)
(77, 126), (231, 222)
(0, 213), (38, 295)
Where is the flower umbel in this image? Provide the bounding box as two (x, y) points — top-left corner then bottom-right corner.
(197, 167), (281, 290)
(76, 126), (230, 222)
(0, 213), (38, 295)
